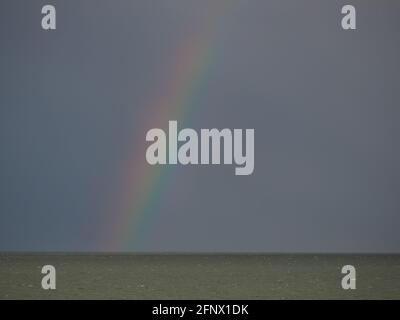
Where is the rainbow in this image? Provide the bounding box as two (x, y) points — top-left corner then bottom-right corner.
(106, 1), (238, 251)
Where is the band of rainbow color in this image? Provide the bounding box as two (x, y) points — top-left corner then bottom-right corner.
(106, 1), (239, 251)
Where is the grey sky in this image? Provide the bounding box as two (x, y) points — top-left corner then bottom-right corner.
(0, 0), (399, 252)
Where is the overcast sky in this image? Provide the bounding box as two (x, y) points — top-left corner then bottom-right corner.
(0, 0), (399, 252)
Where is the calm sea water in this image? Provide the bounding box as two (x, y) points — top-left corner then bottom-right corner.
(1, 254), (399, 299)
